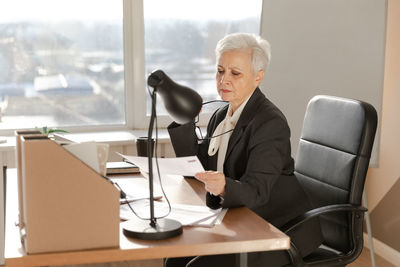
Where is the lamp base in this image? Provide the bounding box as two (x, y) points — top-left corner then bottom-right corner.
(122, 218), (183, 240)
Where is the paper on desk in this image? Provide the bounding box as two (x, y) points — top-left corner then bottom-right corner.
(111, 177), (163, 204)
(120, 200), (227, 227)
(117, 154), (205, 177)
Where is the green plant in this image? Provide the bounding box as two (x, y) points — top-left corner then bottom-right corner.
(36, 126), (69, 136)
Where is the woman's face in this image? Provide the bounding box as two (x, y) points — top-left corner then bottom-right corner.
(216, 49), (264, 111)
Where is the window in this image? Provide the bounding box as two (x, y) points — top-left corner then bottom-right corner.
(0, 0), (262, 132)
(0, 0), (124, 131)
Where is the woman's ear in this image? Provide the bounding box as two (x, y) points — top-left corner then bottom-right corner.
(255, 70), (265, 86)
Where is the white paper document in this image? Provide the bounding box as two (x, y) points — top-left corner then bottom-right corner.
(111, 177), (163, 204)
(118, 154), (205, 177)
(120, 200), (227, 227)
(64, 141), (109, 176)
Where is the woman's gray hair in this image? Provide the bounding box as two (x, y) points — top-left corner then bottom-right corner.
(215, 33), (271, 73)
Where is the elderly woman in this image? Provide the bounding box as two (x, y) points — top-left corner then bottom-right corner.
(167, 33), (322, 267)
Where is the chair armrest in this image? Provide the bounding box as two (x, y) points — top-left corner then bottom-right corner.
(281, 204), (367, 234)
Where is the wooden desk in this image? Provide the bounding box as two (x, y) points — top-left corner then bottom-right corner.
(5, 169), (290, 267)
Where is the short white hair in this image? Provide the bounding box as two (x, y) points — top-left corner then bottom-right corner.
(215, 33), (271, 73)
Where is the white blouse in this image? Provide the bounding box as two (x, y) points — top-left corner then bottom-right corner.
(208, 95), (251, 172)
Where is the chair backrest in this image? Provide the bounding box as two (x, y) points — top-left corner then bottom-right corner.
(295, 95), (377, 253)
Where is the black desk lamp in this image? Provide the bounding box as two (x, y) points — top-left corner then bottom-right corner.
(122, 70), (203, 240)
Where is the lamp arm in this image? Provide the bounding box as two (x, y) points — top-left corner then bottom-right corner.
(121, 73), (182, 240)
(147, 89), (157, 227)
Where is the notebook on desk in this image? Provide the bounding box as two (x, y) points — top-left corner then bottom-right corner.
(106, 161), (140, 174)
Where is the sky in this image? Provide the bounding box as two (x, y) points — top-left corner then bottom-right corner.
(0, 0), (261, 23)
(0, 0), (122, 23)
(143, 0), (262, 21)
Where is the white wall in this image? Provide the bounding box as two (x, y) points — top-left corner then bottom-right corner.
(260, 0), (386, 165)
(0, 161), (4, 264)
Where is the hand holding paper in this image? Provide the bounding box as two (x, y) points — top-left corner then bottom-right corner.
(195, 171), (226, 196)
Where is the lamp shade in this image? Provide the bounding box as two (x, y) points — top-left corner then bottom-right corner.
(147, 70), (203, 124)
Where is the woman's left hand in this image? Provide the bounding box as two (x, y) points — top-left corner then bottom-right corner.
(195, 171), (226, 196)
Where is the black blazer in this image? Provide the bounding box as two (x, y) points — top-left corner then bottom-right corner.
(168, 88), (322, 265)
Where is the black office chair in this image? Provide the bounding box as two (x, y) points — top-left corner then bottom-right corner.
(282, 95), (378, 267)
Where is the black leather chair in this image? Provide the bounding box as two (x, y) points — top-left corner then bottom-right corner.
(282, 95), (378, 266)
